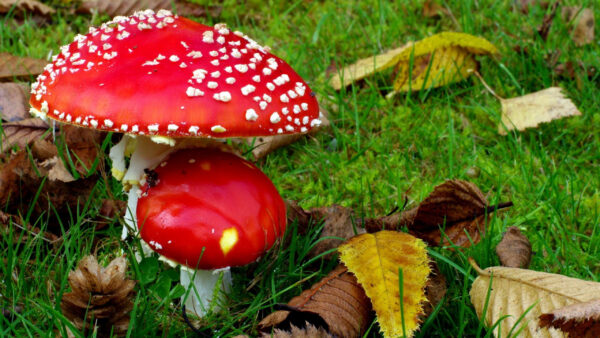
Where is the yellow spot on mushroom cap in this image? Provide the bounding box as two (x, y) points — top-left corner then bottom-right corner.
(219, 227), (238, 255)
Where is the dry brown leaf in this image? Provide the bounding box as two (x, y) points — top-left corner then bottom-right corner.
(59, 124), (106, 175)
(31, 138), (57, 160)
(1, 117), (50, 153)
(61, 255), (135, 337)
(470, 260), (600, 337)
(260, 323), (332, 338)
(539, 299), (600, 337)
(259, 265), (372, 338)
(0, 210), (60, 244)
(0, 150), (97, 231)
(245, 113), (330, 159)
(284, 201), (365, 259)
(0, 83), (30, 122)
(562, 7), (594, 46)
(0, 0), (55, 16)
(78, 0), (222, 18)
(339, 231), (430, 337)
(364, 180), (512, 248)
(499, 87), (582, 135)
(496, 226), (532, 268)
(0, 53), (47, 80)
(39, 156), (75, 182)
(421, 261), (447, 319)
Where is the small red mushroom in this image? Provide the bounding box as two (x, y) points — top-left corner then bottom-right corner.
(136, 147), (286, 316)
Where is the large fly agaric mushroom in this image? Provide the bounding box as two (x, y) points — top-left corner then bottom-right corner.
(136, 147), (286, 316)
(28, 9), (321, 238)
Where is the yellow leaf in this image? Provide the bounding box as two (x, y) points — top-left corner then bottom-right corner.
(329, 44), (412, 90)
(498, 87), (582, 135)
(392, 32), (497, 93)
(470, 261), (600, 337)
(338, 231), (430, 338)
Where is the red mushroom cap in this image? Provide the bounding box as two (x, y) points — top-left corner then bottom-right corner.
(29, 9), (321, 138)
(136, 147), (286, 269)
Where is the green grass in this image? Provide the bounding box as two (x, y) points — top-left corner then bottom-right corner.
(1, 0), (599, 336)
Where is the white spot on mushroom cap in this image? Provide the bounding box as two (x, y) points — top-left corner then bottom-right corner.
(213, 91), (231, 102)
(241, 84), (255, 95)
(246, 109), (258, 121)
(270, 112), (281, 123)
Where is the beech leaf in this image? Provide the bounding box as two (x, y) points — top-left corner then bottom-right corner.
(1, 118), (50, 153)
(338, 231), (430, 337)
(470, 260), (600, 337)
(0, 83), (30, 122)
(259, 265), (372, 337)
(499, 87), (582, 135)
(496, 226), (532, 268)
(539, 299), (600, 337)
(0, 53), (47, 80)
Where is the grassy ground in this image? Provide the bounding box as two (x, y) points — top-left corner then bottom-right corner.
(1, 0), (599, 336)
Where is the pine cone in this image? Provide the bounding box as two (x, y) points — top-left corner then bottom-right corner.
(61, 255), (135, 337)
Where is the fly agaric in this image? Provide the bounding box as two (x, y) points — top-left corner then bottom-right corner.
(136, 147), (287, 316)
(28, 9), (321, 237)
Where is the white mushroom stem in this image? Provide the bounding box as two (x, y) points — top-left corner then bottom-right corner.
(180, 267), (232, 317)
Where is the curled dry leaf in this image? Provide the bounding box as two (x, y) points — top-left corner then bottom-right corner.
(496, 226), (532, 268)
(1, 118), (50, 153)
(422, 0), (449, 18)
(469, 260), (600, 337)
(0, 83), (30, 122)
(79, 0), (222, 18)
(562, 7), (594, 46)
(364, 180), (512, 248)
(499, 87), (582, 135)
(539, 298), (600, 338)
(61, 255), (135, 337)
(421, 261), (447, 319)
(259, 265), (372, 338)
(339, 231), (430, 337)
(0, 53), (47, 80)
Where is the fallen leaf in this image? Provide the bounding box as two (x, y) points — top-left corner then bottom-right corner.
(39, 156), (75, 182)
(245, 112), (329, 159)
(391, 32), (497, 94)
(61, 255), (135, 337)
(0, 210), (60, 244)
(539, 299), (600, 338)
(284, 202), (365, 259)
(421, 261), (447, 319)
(260, 323), (331, 338)
(562, 7), (594, 46)
(1, 118), (50, 153)
(79, 0), (222, 18)
(0, 0), (55, 16)
(0, 53), (47, 80)
(496, 226), (532, 268)
(537, 1), (559, 41)
(329, 44), (411, 90)
(498, 87), (581, 135)
(0, 150), (97, 231)
(0, 83), (30, 122)
(339, 231), (430, 337)
(469, 260), (600, 337)
(364, 180), (513, 248)
(259, 265), (372, 337)
(58, 124), (106, 175)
